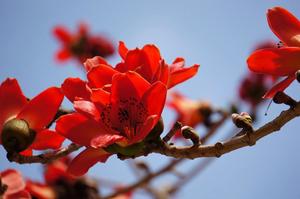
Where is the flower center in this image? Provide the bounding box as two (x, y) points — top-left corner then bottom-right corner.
(100, 97), (148, 139)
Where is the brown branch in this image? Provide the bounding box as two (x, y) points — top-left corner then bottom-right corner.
(102, 159), (182, 199)
(7, 143), (82, 164)
(138, 102), (300, 159)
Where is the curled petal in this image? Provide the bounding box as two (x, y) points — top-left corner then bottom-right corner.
(263, 75), (295, 99)
(84, 56), (108, 71)
(267, 7), (300, 46)
(17, 87), (64, 130)
(0, 78), (27, 133)
(247, 47), (300, 76)
(67, 147), (110, 176)
(62, 77), (91, 102)
(168, 64), (200, 88)
(74, 100), (100, 121)
(30, 129), (65, 150)
(118, 41), (128, 60)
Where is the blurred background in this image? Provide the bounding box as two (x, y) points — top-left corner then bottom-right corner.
(1, 0), (300, 198)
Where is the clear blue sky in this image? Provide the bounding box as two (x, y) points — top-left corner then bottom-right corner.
(1, 1), (300, 198)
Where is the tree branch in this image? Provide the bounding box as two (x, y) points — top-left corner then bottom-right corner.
(132, 102), (300, 159)
(7, 143), (82, 164)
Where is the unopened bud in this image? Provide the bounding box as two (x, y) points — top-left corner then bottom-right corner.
(232, 112), (253, 130)
(1, 118), (36, 153)
(181, 126), (200, 146)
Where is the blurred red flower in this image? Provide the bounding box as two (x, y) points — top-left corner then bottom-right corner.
(53, 23), (115, 64)
(0, 78), (64, 155)
(168, 92), (212, 139)
(247, 7), (300, 98)
(1, 169), (31, 199)
(239, 41), (277, 107)
(56, 72), (167, 176)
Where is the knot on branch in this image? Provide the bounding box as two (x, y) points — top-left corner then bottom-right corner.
(273, 91), (296, 109)
(214, 142), (224, 157)
(181, 126), (201, 146)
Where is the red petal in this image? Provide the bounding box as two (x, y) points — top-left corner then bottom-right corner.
(0, 78), (27, 133)
(247, 47), (300, 76)
(87, 64), (118, 88)
(172, 57), (185, 66)
(67, 147), (110, 176)
(1, 169), (25, 196)
(84, 56), (108, 72)
(111, 72), (150, 105)
(90, 89), (111, 106)
(263, 75), (295, 99)
(118, 41), (128, 60)
(90, 133), (124, 148)
(53, 26), (72, 44)
(168, 64), (200, 88)
(56, 48), (71, 62)
(142, 82), (167, 116)
(61, 77), (91, 102)
(17, 87), (63, 130)
(19, 149), (32, 156)
(30, 129), (65, 150)
(140, 44), (161, 81)
(129, 115), (159, 144)
(267, 7), (300, 46)
(74, 100), (100, 121)
(124, 48), (144, 71)
(56, 113), (103, 146)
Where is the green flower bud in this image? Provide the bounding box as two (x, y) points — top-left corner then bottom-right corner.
(1, 118), (36, 153)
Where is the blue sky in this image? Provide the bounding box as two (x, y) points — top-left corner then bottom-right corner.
(1, 1), (300, 198)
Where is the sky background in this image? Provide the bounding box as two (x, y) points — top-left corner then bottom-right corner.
(1, 0), (300, 198)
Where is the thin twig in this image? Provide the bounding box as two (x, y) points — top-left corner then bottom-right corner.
(7, 143), (82, 164)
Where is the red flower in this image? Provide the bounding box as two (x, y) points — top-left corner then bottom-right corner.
(53, 23), (115, 64)
(247, 7), (300, 98)
(1, 169), (31, 199)
(168, 92), (211, 139)
(0, 78), (64, 155)
(83, 42), (199, 89)
(56, 72), (167, 176)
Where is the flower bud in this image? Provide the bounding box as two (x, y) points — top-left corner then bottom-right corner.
(1, 118), (36, 153)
